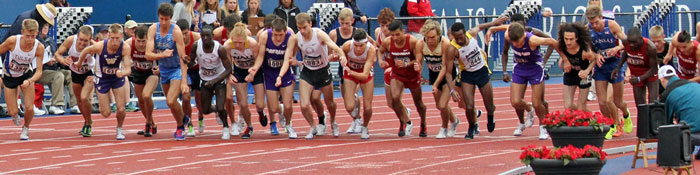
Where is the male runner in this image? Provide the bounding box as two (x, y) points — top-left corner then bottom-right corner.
(176, 19), (205, 137)
(126, 25), (160, 137)
(227, 22), (263, 139)
(558, 22), (596, 112)
(340, 29), (376, 139)
(613, 27), (658, 118)
(663, 30), (700, 82)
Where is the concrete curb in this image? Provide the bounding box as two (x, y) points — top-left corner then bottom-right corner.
(499, 142), (658, 175)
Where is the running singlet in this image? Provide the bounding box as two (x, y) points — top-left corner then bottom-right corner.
(68, 35), (95, 74)
(263, 29), (291, 70)
(229, 38), (256, 69)
(131, 39), (153, 72)
(624, 38), (653, 77)
(423, 37), (443, 73)
(346, 40), (371, 71)
(95, 39), (123, 79)
(155, 23), (180, 69)
(296, 28), (329, 70)
(676, 41), (699, 79)
(389, 34), (418, 77)
(511, 32), (543, 70)
(196, 39), (225, 81)
(589, 19), (620, 69)
(5, 35), (38, 77)
(452, 32), (488, 72)
(184, 31), (198, 70)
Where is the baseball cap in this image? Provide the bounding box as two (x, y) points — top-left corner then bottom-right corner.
(658, 65), (677, 78)
(124, 20), (137, 29)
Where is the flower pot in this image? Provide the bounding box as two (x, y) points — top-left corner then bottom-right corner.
(530, 158), (606, 175)
(547, 126), (610, 148)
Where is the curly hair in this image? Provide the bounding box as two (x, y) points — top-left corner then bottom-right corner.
(557, 22), (592, 52)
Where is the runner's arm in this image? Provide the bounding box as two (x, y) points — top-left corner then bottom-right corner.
(639, 42), (658, 81)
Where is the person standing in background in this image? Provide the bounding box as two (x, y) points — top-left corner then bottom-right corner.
(123, 20), (137, 40)
(197, 0), (225, 32)
(223, 0), (241, 18)
(171, 0), (195, 28)
(336, 0), (368, 24)
(403, 0), (435, 34)
(242, 0), (264, 25)
(274, 0), (300, 33)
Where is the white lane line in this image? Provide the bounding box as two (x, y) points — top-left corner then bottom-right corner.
(196, 154), (213, 157)
(388, 150), (520, 175)
(113, 150), (133, 154)
(107, 162), (124, 165)
(249, 150), (265, 153)
(84, 153), (103, 156)
(19, 158), (38, 161)
(52, 155), (72, 158)
(74, 164), (95, 167)
(11, 149), (32, 152)
(137, 159), (155, 162)
(167, 157), (185, 160)
(298, 156), (316, 160)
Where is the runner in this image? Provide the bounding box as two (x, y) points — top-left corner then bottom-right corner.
(663, 30), (700, 82)
(378, 20), (426, 137)
(189, 26), (232, 140)
(76, 23), (132, 140)
(226, 22), (263, 139)
(125, 25), (160, 137)
(248, 18), (298, 139)
(557, 22), (596, 112)
(442, 17), (505, 139)
(293, 13), (344, 139)
(649, 26), (673, 94)
(54, 25), (98, 137)
(613, 27), (658, 117)
(215, 14), (249, 135)
(145, 3), (191, 140)
(176, 19), (204, 137)
(586, 6), (631, 139)
(340, 28), (376, 139)
(505, 23), (563, 140)
(0, 19), (45, 140)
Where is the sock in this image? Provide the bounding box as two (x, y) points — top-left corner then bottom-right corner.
(488, 114), (494, 123)
(407, 121), (412, 125)
(177, 126), (184, 130)
(318, 115), (325, 125)
(469, 123), (476, 128)
(258, 110), (266, 117)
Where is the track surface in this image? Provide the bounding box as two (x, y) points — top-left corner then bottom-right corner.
(0, 84), (641, 174)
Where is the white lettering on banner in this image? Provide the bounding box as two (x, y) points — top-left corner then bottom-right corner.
(677, 5), (693, 35)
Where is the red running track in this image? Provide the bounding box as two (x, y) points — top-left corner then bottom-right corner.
(0, 84), (639, 174)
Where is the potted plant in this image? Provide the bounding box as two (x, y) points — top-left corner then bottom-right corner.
(521, 145), (607, 175)
(543, 109), (613, 148)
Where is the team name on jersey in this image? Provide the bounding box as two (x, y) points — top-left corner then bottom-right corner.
(266, 48), (285, 55)
(626, 54), (645, 65)
(592, 38), (616, 45)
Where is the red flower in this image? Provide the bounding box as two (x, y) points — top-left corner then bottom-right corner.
(541, 109), (612, 132)
(520, 144), (607, 166)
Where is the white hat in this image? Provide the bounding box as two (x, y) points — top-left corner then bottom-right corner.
(36, 3), (57, 26)
(658, 65), (677, 78)
(124, 20), (137, 29)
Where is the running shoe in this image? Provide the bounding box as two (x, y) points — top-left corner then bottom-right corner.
(475, 110), (482, 135)
(174, 128), (185, 141)
(142, 124), (151, 137)
(231, 122), (240, 136)
(525, 106), (535, 128)
(259, 112), (268, 127)
(79, 125), (87, 136)
(436, 127), (447, 139)
(465, 125), (476, 140)
(11, 115), (21, 126)
(116, 127), (125, 140)
(20, 126), (29, 140)
(405, 121), (414, 136)
(152, 125), (158, 134)
(316, 124), (327, 136)
(70, 106), (80, 114)
(605, 125), (617, 140)
(287, 125), (297, 139)
(613, 124), (623, 137)
(186, 124), (196, 137)
(487, 114), (496, 133)
(353, 118), (362, 133)
(448, 116), (460, 137)
(183, 115), (191, 128)
(198, 120), (205, 133)
(82, 125), (93, 137)
(360, 126), (370, 140)
(346, 118), (358, 134)
(242, 127), (253, 139)
(270, 121), (279, 135)
(305, 127), (317, 140)
(513, 123), (526, 136)
(538, 125), (549, 140)
(623, 109), (633, 133)
(221, 127), (231, 140)
(398, 122), (406, 137)
(332, 123), (340, 137)
(48, 106), (65, 115)
(419, 123), (427, 137)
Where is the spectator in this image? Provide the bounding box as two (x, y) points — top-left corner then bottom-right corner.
(222, 0), (241, 18)
(337, 0), (367, 24)
(37, 24), (76, 115)
(50, 0), (69, 7)
(196, 0), (225, 31)
(171, 0), (194, 26)
(657, 65), (700, 159)
(3, 3), (57, 42)
(404, 0), (435, 34)
(123, 20), (137, 40)
(242, 0), (264, 25)
(273, 0), (300, 32)
(95, 25), (109, 41)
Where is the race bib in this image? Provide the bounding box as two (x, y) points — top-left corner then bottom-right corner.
(9, 60), (30, 73)
(102, 67), (119, 75)
(267, 59), (283, 68)
(201, 68), (217, 76)
(134, 60), (153, 70)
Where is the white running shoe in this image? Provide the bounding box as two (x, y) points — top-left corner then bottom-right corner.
(360, 126), (370, 139)
(49, 106), (65, 115)
(332, 123), (340, 137)
(305, 127), (317, 140)
(448, 116), (459, 137)
(70, 106), (80, 114)
(346, 118), (357, 134)
(116, 127), (125, 140)
(513, 123), (526, 136)
(221, 127), (231, 140)
(11, 115), (21, 126)
(353, 118), (362, 133)
(198, 120), (205, 133)
(20, 126), (29, 140)
(405, 122), (414, 136)
(539, 125), (550, 140)
(316, 124), (326, 136)
(524, 106), (535, 128)
(436, 127), (447, 139)
(230, 123), (240, 136)
(287, 125), (297, 139)
(186, 125), (196, 137)
(34, 106), (46, 116)
(587, 90), (597, 101)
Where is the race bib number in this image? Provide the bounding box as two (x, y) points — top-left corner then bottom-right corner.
(598, 49), (616, 59)
(394, 57), (410, 67)
(267, 59), (283, 68)
(513, 58), (529, 63)
(9, 60), (30, 73)
(102, 67), (119, 75)
(303, 55), (323, 67)
(201, 68), (217, 76)
(134, 61), (153, 70)
(427, 63), (442, 72)
(71, 64), (91, 73)
(233, 56), (254, 69)
(348, 60), (365, 70)
(627, 58), (644, 66)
